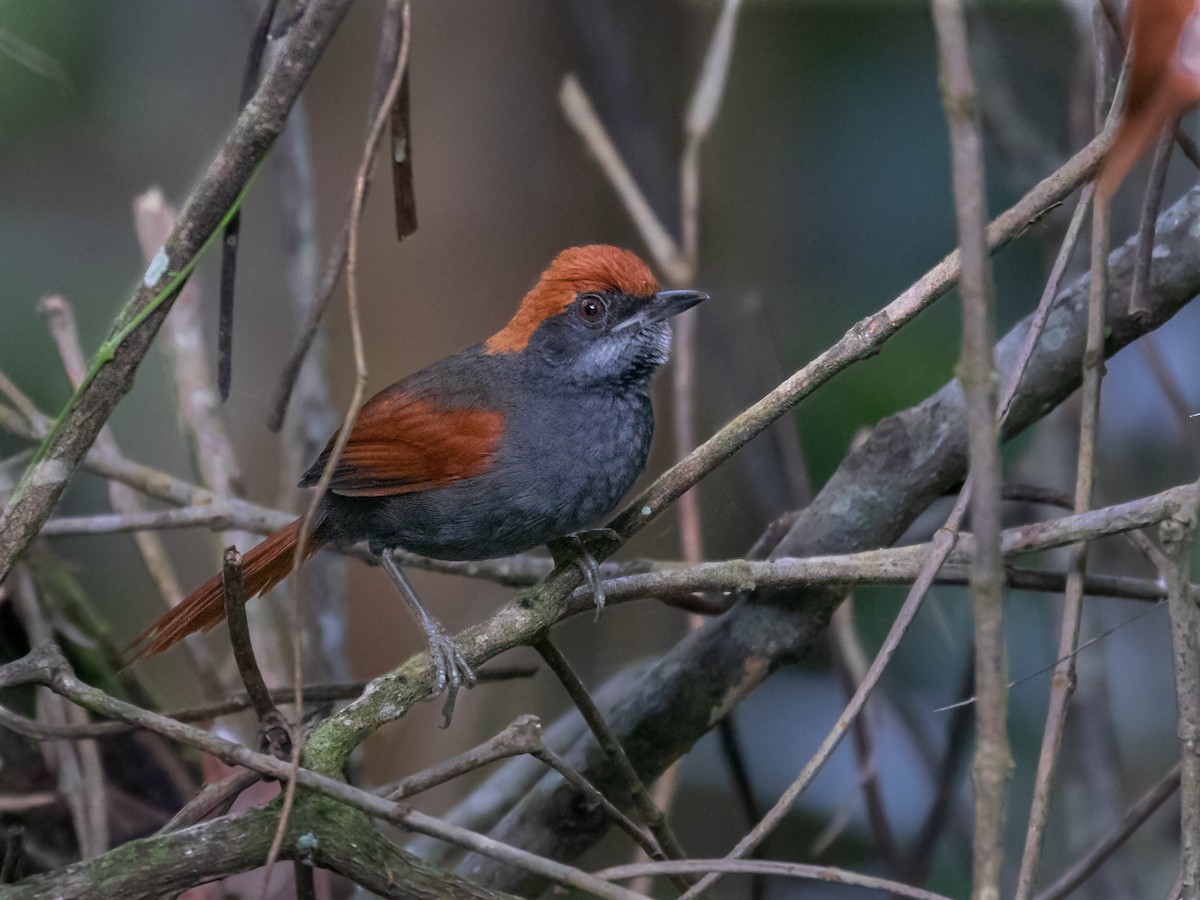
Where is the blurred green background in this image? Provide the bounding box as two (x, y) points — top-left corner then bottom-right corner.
(2, 1), (1198, 898)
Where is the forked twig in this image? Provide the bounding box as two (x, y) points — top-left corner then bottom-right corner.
(267, 0), (411, 430)
(0, 643), (643, 900)
(0, 0), (358, 588)
(381, 714), (660, 860)
(534, 637), (692, 889)
(265, 0), (414, 884)
(221, 547), (292, 761)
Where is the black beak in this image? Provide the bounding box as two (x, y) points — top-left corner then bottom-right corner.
(644, 289), (709, 323)
(612, 289), (709, 333)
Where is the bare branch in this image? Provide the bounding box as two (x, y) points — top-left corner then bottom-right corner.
(598, 858), (958, 900)
(1162, 491), (1200, 896)
(558, 74), (684, 281)
(37, 294), (186, 612)
(0, 0), (360, 585)
(221, 547), (292, 761)
(456, 152), (1200, 894)
(0, 644), (646, 900)
(931, 9), (1009, 895)
(1015, 17), (1117, 893)
(1036, 764), (1182, 900)
(534, 638), (689, 883)
(267, 0), (411, 430)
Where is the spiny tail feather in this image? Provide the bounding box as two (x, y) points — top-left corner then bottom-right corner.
(127, 518), (325, 661)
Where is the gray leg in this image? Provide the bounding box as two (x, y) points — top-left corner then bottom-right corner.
(547, 529), (619, 621)
(377, 550), (476, 705)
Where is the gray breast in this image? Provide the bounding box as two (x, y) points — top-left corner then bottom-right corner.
(363, 387), (654, 561)
(499, 388), (653, 536)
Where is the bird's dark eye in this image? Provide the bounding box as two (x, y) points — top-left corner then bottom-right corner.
(577, 294), (607, 323)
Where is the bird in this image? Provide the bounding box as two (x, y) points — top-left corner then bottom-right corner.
(129, 245), (707, 701)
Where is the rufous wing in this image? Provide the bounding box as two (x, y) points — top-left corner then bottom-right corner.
(300, 385), (504, 497)
(1099, 0), (1200, 199)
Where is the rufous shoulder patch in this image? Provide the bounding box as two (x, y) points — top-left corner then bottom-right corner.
(301, 385), (504, 497)
(485, 245), (659, 354)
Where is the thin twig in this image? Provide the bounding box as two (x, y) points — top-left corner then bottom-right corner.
(0, 670), (534, 741)
(670, 0), (742, 577)
(1014, 23), (1115, 893)
(219, 0), (281, 400)
(829, 600), (901, 872)
(1129, 121), (1176, 316)
(382, 715), (545, 800)
(36, 294), (188, 615)
(559, 74), (683, 280)
(1036, 763), (1181, 900)
(0, 0), (360, 586)
(42, 505), (241, 535)
(388, 9), (417, 239)
(11, 569), (109, 860)
(221, 547), (292, 761)
(267, 0), (413, 883)
(0, 794), (56, 813)
(267, 0), (408, 430)
(0, 643), (645, 900)
(273, 75), (352, 688)
(932, 5), (1010, 897)
(31, 501), (1180, 601)
(534, 637), (692, 888)
(133, 189), (245, 547)
(1, 827), (24, 883)
(382, 714), (660, 860)
(158, 769), (263, 833)
(535, 744), (665, 866)
(0, 371), (42, 430)
(596, 858), (957, 900)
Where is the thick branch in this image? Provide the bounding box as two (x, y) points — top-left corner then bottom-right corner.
(457, 172), (1200, 892)
(6, 798), (513, 900)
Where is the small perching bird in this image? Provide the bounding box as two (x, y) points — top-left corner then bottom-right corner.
(130, 245), (708, 703)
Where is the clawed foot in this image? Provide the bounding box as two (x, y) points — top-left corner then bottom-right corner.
(422, 623), (476, 728)
(548, 529), (621, 621)
(425, 624), (476, 693)
(378, 549), (475, 727)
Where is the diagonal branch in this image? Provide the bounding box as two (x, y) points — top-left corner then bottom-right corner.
(454, 165), (1200, 894)
(0, 0), (360, 585)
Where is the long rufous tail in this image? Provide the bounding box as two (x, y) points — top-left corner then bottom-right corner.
(128, 518), (325, 661)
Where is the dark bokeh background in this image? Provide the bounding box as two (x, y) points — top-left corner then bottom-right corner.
(2, 2), (1198, 897)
